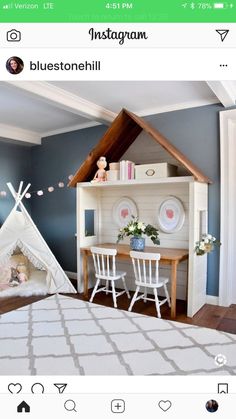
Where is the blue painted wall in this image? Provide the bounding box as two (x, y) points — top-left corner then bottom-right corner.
(0, 140), (31, 223)
(145, 104), (222, 296)
(31, 126), (107, 272)
(1, 103), (223, 295)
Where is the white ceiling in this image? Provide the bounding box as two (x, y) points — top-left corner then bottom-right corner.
(50, 81), (218, 115)
(0, 80), (235, 145)
(0, 84), (90, 133)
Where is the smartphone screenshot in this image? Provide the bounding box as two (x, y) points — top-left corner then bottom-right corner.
(0, 0), (235, 417)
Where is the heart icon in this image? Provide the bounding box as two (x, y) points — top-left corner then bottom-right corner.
(158, 400), (172, 412)
(8, 383), (22, 394)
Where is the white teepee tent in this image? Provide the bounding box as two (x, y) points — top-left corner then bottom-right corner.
(0, 182), (76, 294)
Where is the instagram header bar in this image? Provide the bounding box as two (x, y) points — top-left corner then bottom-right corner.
(1, 23), (236, 80)
(0, 23), (236, 47)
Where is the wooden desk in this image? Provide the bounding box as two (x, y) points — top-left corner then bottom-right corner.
(80, 243), (189, 319)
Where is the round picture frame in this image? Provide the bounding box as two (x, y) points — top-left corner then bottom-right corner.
(157, 197), (185, 233)
(112, 197), (138, 228)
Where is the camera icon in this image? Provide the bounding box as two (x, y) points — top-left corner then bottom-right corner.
(7, 29), (21, 42)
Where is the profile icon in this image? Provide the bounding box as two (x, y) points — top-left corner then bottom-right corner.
(205, 399), (219, 413)
(6, 56), (24, 74)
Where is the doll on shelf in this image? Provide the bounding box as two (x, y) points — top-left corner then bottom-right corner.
(91, 156), (107, 183)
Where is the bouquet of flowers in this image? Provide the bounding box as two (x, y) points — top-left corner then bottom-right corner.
(195, 233), (221, 256)
(117, 216), (160, 245)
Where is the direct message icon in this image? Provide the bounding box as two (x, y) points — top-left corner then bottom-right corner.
(216, 29), (229, 42)
(158, 400), (172, 412)
(54, 383), (67, 394)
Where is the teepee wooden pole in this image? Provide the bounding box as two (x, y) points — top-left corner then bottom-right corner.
(7, 182), (31, 209)
(17, 181), (24, 197)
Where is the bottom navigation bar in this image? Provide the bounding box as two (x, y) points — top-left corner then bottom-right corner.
(0, 393), (234, 418)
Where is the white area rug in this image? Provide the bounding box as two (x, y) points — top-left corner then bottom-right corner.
(0, 294), (235, 375)
(0, 271), (47, 297)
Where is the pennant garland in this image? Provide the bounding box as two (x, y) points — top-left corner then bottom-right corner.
(0, 175), (74, 199)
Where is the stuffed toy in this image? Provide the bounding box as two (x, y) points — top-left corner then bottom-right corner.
(17, 272), (27, 283)
(91, 156), (107, 182)
(9, 267), (21, 287)
(16, 263), (29, 281)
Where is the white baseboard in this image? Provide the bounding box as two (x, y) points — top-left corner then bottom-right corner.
(65, 271), (77, 280)
(206, 295), (219, 306)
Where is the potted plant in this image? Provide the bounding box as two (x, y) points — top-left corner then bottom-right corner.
(117, 216), (160, 251)
(195, 233), (221, 256)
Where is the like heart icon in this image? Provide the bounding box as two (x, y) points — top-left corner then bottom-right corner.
(8, 383), (22, 394)
(158, 400), (172, 412)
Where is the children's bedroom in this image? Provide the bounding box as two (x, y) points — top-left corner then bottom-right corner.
(0, 80), (235, 375)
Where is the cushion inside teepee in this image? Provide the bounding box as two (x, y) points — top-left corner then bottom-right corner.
(0, 270), (48, 297)
(0, 245), (48, 296)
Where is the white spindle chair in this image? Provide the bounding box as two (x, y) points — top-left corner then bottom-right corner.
(128, 251), (171, 318)
(90, 247), (130, 308)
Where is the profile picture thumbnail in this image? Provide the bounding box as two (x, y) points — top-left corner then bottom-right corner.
(6, 56), (24, 75)
(205, 399), (219, 413)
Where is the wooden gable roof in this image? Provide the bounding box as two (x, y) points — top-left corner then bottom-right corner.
(69, 108), (211, 187)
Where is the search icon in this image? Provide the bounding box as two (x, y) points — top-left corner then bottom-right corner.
(64, 399), (77, 412)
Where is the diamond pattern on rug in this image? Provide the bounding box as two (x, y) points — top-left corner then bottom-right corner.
(0, 294), (235, 375)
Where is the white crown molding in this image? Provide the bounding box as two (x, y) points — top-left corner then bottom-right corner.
(0, 123), (41, 145)
(42, 120), (101, 138)
(136, 98), (220, 117)
(206, 81), (236, 107)
(4, 81), (116, 125)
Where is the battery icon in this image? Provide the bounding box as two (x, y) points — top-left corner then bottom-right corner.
(214, 3), (225, 8)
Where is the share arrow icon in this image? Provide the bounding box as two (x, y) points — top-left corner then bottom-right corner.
(216, 29), (230, 42)
(54, 383), (67, 393)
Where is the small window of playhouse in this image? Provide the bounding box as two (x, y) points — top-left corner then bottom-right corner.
(85, 210), (96, 237)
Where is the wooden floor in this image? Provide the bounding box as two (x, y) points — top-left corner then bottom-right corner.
(0, 290), (236, 334)
(72, 290), (236, 335)
(0, 295), (49, 315)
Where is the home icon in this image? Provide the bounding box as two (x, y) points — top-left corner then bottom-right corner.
(17, 401), (30, 413)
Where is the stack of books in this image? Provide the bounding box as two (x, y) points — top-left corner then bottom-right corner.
(119, 160), (135, 181)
